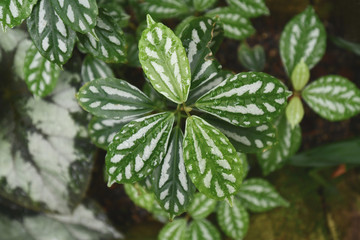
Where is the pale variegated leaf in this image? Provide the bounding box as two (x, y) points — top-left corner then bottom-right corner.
(24, 44), (60, 97)
(106, 112), (174, 184)
(50, 0), (98, 33)
(238, 43), (266, 72)
(0, 27), (26, 52)
(77, 9), (127, 63)
(27, 0), (76, 65)
(0, 0), (38, 31)
(193, 0), (217, 12)
(153, 127), (195, 219)
(286, 96), (304, 128)
(139, 15), (191, 104)
(88, 116), (133, 150)
(81, 55), (114, 82)
(226, 0), (269, 18)
(280, 6), (326, 76)
(257, 115), (301, 175)
(196, 72), (289, 128)
(303, 75), (360, 121)
(188, 192), (217, 219)
(76, 78), (154, 120)
(141, 0), (190, 20)
(99, 1), (130, 28)
(124, 183), (155, 212)
(184, 116), (243, 200)
(203, 116), (276, 153)
(159, 219), (187, 240)
(14, 39), (32, 79)
(205, 7), (255, 40)
(237, 178), (289, 212)
(186, 219), (221, 240)
(217, 198), (249, 239)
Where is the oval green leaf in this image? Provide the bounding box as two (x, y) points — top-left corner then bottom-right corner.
(226, 0), (269, 18)
(159, 219), (187, 240)
(186, 219), (221, 240)
(286, 95), (304, 128)
(188, 192), (217, 219)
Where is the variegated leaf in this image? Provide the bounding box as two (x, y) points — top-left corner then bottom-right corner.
(106, 112), (174, 184)
(0, 27), (26, 52)
(99, 1), (130, 28)
(14, 39), (32, 79)
(141, 0), (190, 20)
(77, 9), (127, 63)
(280, 6), (326, 76)
(217, 198), (249, 239)
(175, 16), (196, 37)
(226, 0), (269, 18)
(27, 0), (76, 65)
(50, 0), (98, 33)
(195, 72), (289, 128)
(0, 0), (38, 31)
(303, 75), (360, 121)
(238, 43), (266, 72)
(81, 55), (114, 82)
(186, 219), (221, 240)
(183, 116), (243, 200)
(88, 116), (133, 150)
(286, 96), (304, 128)
(193, 0), (217, 12)
(24, 44), (60, 97)
(76, 78), (154, 120)
(153, 127), (195, 219)
(205, 7), (255, 40)
(139, 15), (191, 104)
(188, 192), (217, 219)
(124, 183), (155, 212)
(158, 219), (187, 240)
(257, 115), (301, 175)
(237, 178), (289, 212)
(203, 116), (276, 153)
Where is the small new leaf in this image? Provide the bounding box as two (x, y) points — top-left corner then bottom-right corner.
(81, 55), (114, 82)
(303, 75), (360, 121)
(184, 116), (243, 200)
(24, 44), (60, 97)
(188, 192), (217, 219)
(291, 59), (310, 91)
(286, 95), (304, 128)
(238, 43), (266, 72)
(186, 219), (221, 240)
(77, 78), (154, 120)
(237, 178), (289, 212)
(196, 72), (289, 127)
(106, 112), (174, 184)
(139, 15), (191, 104)
(0, 0), (38, 31)
(226, 0), (269, 18)
(159, 219), (187, 240)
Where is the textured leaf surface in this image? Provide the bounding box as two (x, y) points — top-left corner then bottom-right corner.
(0, 0), (38, 30)
(280, 6), (326, 76)
(27, 0), (76, 65)
(81, 55), (114, 82)
(0, 204), (122, 240)
(159, 219), (187, 240)
(303, 75), (360, 121)
(217, 198), (249, 239)
(226, 0), (269, 18)
(188, 192), (217, 219)
(184, 116), (243, 200)
(186, 219), (221, 240)
(196, 72), (289, 127)
(139, 15), (191, 104)
(238, 43), (266, 72)
(237, 178), (289, 212)
(203, 116), (276, 153)
(286, 96), (304, 128)
(257, 115), (301, 175)
(106, 112), (174, 184)
(193, 0), (217, 11)
(205, 7), (255, 40)
(24, 44), (60, 97)
(153, 127), (195, 218)
(50, 0), (98, 33)
(141, 0), (190, 19)
(77, 9), (126, 63)
(124, 183), (155, 212)
(77, 78), (154, 120)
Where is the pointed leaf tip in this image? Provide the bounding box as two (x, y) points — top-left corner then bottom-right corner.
(147, 14), (156, 27)
(226, 196), (234, 207)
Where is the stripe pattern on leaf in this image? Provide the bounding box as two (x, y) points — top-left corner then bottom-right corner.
(50, 0), (98, 33)
(188, 192), (217, 219)
(0, 0), (38, 30)
(153, 127), (195, 219)
(81, 55), (114, 82)
(27, 0), (76, 65)
(159, 219), (187, 240)
(196, 72), (289, 127)
(205, 7), (255, 40)
(141, 0), (190, 19)
(237, 178), (289, 212)
(303, 75), (360, 121)
(226, 0), (269, 18)
(106, 112), (174, 184)
(193, 0), (217, 11)
(77, 78), (154, 120)
(183, 116), (243, 200)
(257, 115), (301, 175)
(77, 10), (127, 63)
(24, 44), (60, 97)
(280, 6), (326, 76)
(139, 15), (191, 104)
(217, 198), (249, 239)
(186, 219), (221, 240)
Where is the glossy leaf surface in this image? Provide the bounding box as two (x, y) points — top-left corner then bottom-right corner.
(0, 0), (38, 30)
(186, 219), (221, 240)
(158, 219), (187, 240)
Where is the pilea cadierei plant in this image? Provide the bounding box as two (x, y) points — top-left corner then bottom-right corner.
(76, 15), (290, 219)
